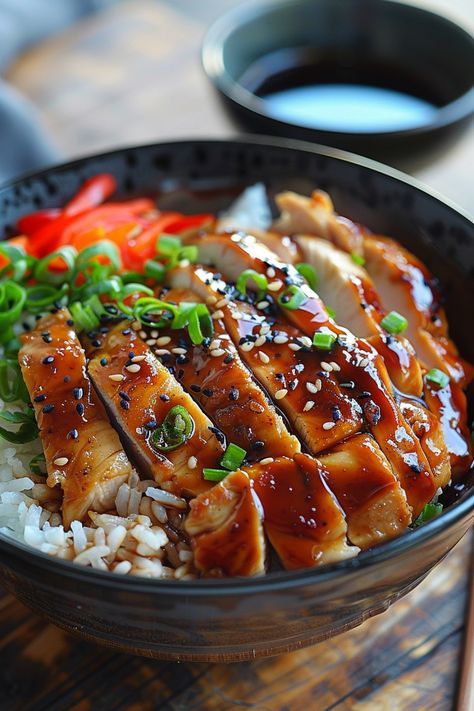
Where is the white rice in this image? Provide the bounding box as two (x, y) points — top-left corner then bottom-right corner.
(0, 427), (195, 579)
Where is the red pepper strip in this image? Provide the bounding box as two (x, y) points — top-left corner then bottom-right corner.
(17, 209), (61, 235)
(64, 174), (117, 217)
(163, 213), (214, 234)
(121, 213), (182, 271)
(57, 206), (152, 247)
(26, 214), (85, 257)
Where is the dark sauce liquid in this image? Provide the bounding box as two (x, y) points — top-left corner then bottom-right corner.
(240, 49), (441, 134)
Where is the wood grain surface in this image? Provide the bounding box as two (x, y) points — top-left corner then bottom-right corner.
(2, 1), (474, 709)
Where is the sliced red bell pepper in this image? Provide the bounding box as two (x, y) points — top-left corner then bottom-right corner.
(17, 209), (61, 235)
(64, 174), (117, 216)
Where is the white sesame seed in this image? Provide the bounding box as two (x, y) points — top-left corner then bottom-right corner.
(257, 301), (270, 310)
(109, 374), (125, 382)
(131, 320), (141, 331)
(275, 388), (288, 400)
(267, 279), (283, 292)
(303, 401), (315, 412)
(131, 354), (146, 362)
(266, 267), (276, 278)
(258, 351), (270, 364)
(53, 457), (69, 466)
(126, 364), (141, 373)
(300, 336), (313, 348)
(315, 378), (322, 391)
(188, 456), (197, 469)
(216, 298), (228, 309)
(289, 343), (302, 351)
(156, 336), (171, 346)
(241, 341), (255, 352)
(179, 259), (190, 268)
(260, 324), (271, 335)
(306, 382), (318, 394)
(212, 310), (224, 320)
(359, 358), (369, 368)
(171, 348), (187, 355)
(320, 361), (333, 372)
(151, 330), (159, 338)
(274, 334), (289, 345)
(219, 334), (230, 341)
(206, 295), (217, 305)
(210, 349), (225, 357)
(231, 313), (240, 320)
(259, 457), (274, 465)
(330, 361), (341, 372)
(254, 335), (266, 347)
(323, 421), (336, 430)
(139, 330), (147, 339)
(155, 349), (171, 356)
(146, 339), (157, 346)
(209, 339), (221, 351)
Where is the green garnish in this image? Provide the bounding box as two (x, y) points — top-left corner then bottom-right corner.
(351, 252), (365, 266)
(156, 234), (198, 268)
(278, 285), (307, 310)
(34, 246), (77, 286)
(426, 368), (449, 388)
(0, 359), (29, 403)
(380, 310), (408, 334)
(187, 304), (213, 345)
(326, 305), (336, 319)
(0, 281), (26, 344)
(413, 501), (443, 527)
(221, 443), (246, 471)
(295, 263), (317, 290)
(144, 259), (166, 282)
(29, 452), (46, 475)
(151, 405), (194, 452)
(203, 468), (230, 482)
(236, 269), (268, 299)
(0, 409), (39, 444)
(313, 332), (337, 350)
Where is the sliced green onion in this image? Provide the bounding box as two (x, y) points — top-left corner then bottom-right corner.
(177, 245), (198, 264)
(79, 275), (123, 300)
(236, 269), (268, 299)
(144, 260), (166, 282)
(278, 285), (307, 310)
(0, 359), (29, 403)
(116, 283), (154, 315)
(413, 501), (443, 527)
(171, 302), (198, 330)
(151, 405), (194, 452)
(74, 240), (121, 274)
(313, 331), (337, 350)
(69, 301), (100, 331)
(0, 244), (34, 282)
(203, 468), (230, 482)
(133, 297), (178, 328)
(0, 281), (26, 344)
(351, 252), (365, 266)
(157, 234), (181, 257)
(380, 310), (408, 334)
(296, 262), (317, 290)
(187, 304), (213, 345)
(221, 443), (246, 471)
(25, 283), (68, 313)
(34, 246), (77, 285)
(426, 368), (449, 388)
(326, 306), (336, 319)
(121, 270), (145, 284)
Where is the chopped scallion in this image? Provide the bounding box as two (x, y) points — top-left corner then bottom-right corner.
(296, 262), (317, 290)
(380, 310), (408, 334)
(313, 332), (337, 350)
(236, 269), (268, 299)
(426, 368), (449, 388)
(221, 442), (246, 471)
(278, 285), (307, 310)
(203, 468), (230, 482)
(351, 252), (365, 266)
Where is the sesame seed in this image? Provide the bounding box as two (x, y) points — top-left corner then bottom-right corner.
(150, 330), (159, 338)
(119, 391), (131, 401)
(260, 324), (271, 335)
(254, 335), (266, 347)
(260, 457), (274, 465)
(210, 349), (225, 357)
(53, 457), (69, 467)
(73, 387), (83, 400)
(266, 267), (276, 278)
(155, 349), (171, 356)
(160, 394), (170, 402)
(320, 361), (333, 372)
(190, 384), (201, 393)
(330, 361), (341, 372)
(34, 394), (46, 403)
(300, 336), (313, 349)
(42, 356), (54, 365)
(306, 382), (318, 394)
(202, 388), (213, 397)
(216, 298), (228, 309)
(212, 310), (224, 320)
(63, 376), (71, 383)
(176, 354), (189, 365)
(179, 259), (190, 268)
(126, 364), (141, 373)
(224, 354), (234, 364)
(268, 279), (283, 291)
(258, 351), (270, 364)
(322, 421), (336, 430)
(274, 334), (289, 345)
(120, 399), (130, 411)
(188, 456), (197, 469)
(229, 387), (239, 401)
(109, 374), (125, 382)
(76, 403), (85, 416)
(91, 339), (101, 348)
(340, 381), (355, 389)
(122, 328), (131, 335)
(67, 428), (79, 439)
(146, 339), (157, 346)
(171, 348), (187, 355)
(241, 341), (254, 352)
(100, 358), (108, 367)
(315, 378), (322, 391)
(145, 419), (157, 429)
(209, 339), (221, 351)
(131, 320), (141, 331)
(288, 343), (301, 351)
(66, 319), (74, 327)
(131, 354), (146, 362)
(359, 358), (369, 368)
(275, 388), (288, 400)
(156, 336), (171, 346)
(257, 300), (270, 310)
(42, 335), (52, 344)
(42, 404), (55, 413)
(303, 401), (315, 412)
(206, 295), (217, 305)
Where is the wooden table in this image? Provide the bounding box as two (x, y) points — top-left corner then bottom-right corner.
(2, 1), (474, 709)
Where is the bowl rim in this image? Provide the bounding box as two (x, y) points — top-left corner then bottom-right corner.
(0, 134), (473, 595)
(202, 0), (474, 140)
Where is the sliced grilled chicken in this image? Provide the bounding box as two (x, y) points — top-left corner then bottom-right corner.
(185, 470), (266, 576)
(246, 454), (359, 569)
(18, 309), (132, 527)
(149, 287), (300, 460)
(399, 399), (450, 489)
(170, 266), (364, 453)
(183, 235), (439, 516)
(318, 434), (411, 549)
(85, 323), (224, 497)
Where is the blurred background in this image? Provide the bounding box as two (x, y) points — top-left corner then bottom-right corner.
(0, 0), (473, 210)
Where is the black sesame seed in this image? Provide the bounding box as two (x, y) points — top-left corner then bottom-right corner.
(22, 322), (31, 331)
(42, 335), (53, 344)
(318, 371), (329, 378)
(72, 387), (83, 400)
(177, 368), (184, 380)
(99, 326), (109, 334)
(66, 319), (74, 327)
(120, 399), (130, 411)
(410, 463), (422, 474)
(122, 328), (131, 335)
(288, 379), (297, 391)
(119, 391), (131, 402)
(229, 387), (239, 401)
(91, 339), (102, 348)
(42, 356), (54, 365)
(76, 403), (85, 416)
(357, 391), (371, 400)
(144, 419), (157, 430)
(63, 376), (71, 383)
(34, 394), (46, 403)
(67, 429), (79, 440)
(128, 352), (135, 359)
(42, 404), (55, 413)
(202, 388), (213, 397)
(224, 354), (233, 364)
(252, 440), (265, 451)
(176, 355), (189, 365)
(160, 394), (170, 402)
(202, 337), (211, 348)
(340, 381), (355, 389)
(190, 384), (201, 393)
(332, 406), (342, 422)
(275, 373), (284, 381)
(100, 357), (108, 367)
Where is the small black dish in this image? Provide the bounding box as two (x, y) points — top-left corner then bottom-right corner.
(202, 0), (474, 164)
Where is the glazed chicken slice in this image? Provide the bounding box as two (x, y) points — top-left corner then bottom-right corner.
(185, 235), (439, 516)
(149, 287), (300, 460)
(85, 323), (224, 497)
(18, 309), (132, 527)
(399, 399), (450, 488)
(245, 454), (359, 569)
(318, 434), (411, 549)
(170, 266), (364, 453)
(185, 470), (266, 577)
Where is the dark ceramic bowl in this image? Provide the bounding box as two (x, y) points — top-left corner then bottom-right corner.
(202, 0), (474, 162)
(0, 138), (473, 661)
